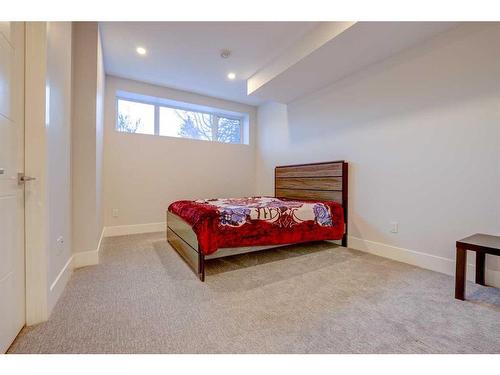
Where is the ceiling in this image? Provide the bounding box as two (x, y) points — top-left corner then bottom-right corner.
(248, 22), (459, 103)
(100, 22), (460, 106)
(100, 22), (318, 105)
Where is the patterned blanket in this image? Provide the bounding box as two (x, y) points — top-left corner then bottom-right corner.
(168, 196), (344, 255)
(194, 197), (333, 228)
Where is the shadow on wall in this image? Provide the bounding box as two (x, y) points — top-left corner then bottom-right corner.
(346, 161), (393, 245)
(287, 23), (500, 142)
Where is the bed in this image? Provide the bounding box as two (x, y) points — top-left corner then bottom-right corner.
(166, 160), (348, 281)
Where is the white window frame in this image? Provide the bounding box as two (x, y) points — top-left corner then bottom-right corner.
(115, 94), (246, 144)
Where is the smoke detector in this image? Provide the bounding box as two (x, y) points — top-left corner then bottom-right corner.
(220, 49), (231, 59)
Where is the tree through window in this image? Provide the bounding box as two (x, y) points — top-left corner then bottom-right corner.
(117, 97), (245, 144)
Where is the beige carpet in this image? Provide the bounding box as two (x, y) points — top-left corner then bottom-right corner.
(8, 232), (500, 353)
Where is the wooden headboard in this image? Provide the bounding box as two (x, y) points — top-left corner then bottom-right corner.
(275, 160), (348, 246)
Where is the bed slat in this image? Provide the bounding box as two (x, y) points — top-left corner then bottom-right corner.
(275, 176), (342, 191)
(275, 188), (342, 203)
(275, 162), (342, 178)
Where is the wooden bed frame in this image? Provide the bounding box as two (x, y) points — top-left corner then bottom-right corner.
(166, 160), (348, 281)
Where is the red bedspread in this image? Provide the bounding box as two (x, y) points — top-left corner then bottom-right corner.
(168, 197), (344, 256)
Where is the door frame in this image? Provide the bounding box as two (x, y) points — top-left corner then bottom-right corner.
(24, 21), (50, 325)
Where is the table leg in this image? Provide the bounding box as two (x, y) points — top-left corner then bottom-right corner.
(455, 247), (466, 300)
(475, 251), (485, 286)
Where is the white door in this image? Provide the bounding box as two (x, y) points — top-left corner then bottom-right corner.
(0, 22), (25, 353)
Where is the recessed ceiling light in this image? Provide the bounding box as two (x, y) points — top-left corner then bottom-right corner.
(227, 72), (236, 80)
(136, 47), (147, 55)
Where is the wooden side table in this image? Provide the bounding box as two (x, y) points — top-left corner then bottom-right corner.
(455, 233), (500, 300)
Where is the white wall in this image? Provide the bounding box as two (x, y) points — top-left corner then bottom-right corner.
(256, 24), (500, 283)
(46, 22), (73, 311)
(103, 76), (257, 228)
(72, 22), (104, 256)
(24, 22), (73, 322)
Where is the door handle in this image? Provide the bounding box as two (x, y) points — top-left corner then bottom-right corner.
(18, 173), (36, 185)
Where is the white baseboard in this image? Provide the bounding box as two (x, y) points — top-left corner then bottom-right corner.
(72, 223), (164, 269)
(103, 222), (164, 237)
(72, 249), (99, 269)
(29, 229), (105, 324)
(348, 236), (500, 288)
(73, 229), (104, 269)
(48, 255), (73, 313)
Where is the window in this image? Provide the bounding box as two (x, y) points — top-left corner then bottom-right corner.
(159, 107), (213, 141)
(116, 99), (155, 135)
(116, 93), (246, 144)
